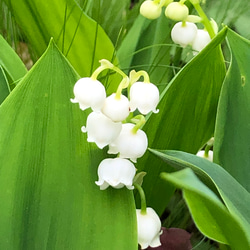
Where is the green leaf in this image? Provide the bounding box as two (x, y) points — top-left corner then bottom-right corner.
(117, 14), (174, 88)
(135, 27), (227, 214)
(0, 66), (10, 104)
(4, 0), (118, 90)
(213, 28), (250, 192)
(117, 15), (151, 72)
(149, 149), (250, 231)
(0, 40), (137, 249)
(161, 168), (250, 249)
(83, 0), (132, 45)
(0, 34), (27, 82)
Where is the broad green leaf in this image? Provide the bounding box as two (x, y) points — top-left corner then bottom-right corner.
(0, 40), (137, 250)
(0, 66), (10, 104)
(161, 168), (250, 249)
(117, 15), (151, 72)
(135, 27), (227, 214)
(213, 28), (250, 192)
(83, 0), (132, 45)
(4, 0), (118, 91)
(149, 149), (250, 232)
(0, 34), (27, 82)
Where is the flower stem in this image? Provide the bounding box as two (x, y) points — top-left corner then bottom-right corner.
(131, 115), (146, 134)
(134, 183), (147, 214)
(115, 76), (130, 99)
(192, 2), (215, 38)
(204, 137), (214, 157)
(129, 70), (150, 86)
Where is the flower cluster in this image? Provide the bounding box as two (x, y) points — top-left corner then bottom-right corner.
(71, 59), (160, 190)
(140, 0), (218, 54)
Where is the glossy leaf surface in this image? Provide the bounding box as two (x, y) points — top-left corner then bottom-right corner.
(4, 0), (118, 89)
(0, 40), (137, 250)
(0, 66), (10, 104)
(213, 28), (250, 192)
(135, 27), (227, 214)
(149, 149), (250, 232)
(161, 168), (250, 249)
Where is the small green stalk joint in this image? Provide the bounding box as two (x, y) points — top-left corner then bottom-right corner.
(181, 20), (187, 27)
(91, 59), (128, 82)
(131, 115), (146, 134)
(204, 137), (214, 157)
(134, 183), (147, 214)
(90, 59), (113, 80)
(129, 70), (150, 86)
(115, 76), (130, 99)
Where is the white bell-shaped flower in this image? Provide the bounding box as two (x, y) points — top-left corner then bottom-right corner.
(140, 0), (162, 20)
(102, 93), (130, 122)
(171, 22), (197, 48)
(81, 112), (122, 149)
(71, 77), (106, 112)
(136, 207), (162, 249)
(95, 158), (136, 190)
(196, 150), (213, 162)
(129, 81), (159, 115)
(108, 123), (148, 163)
(165, 2), (189, 21)
(192, 29), (211, 54)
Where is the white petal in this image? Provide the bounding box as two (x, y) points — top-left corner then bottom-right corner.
(192, 29), (211, 54)
(108, 123), (148, 162)
(102, 93), (130, 122)
(84, 112), (122, 149)
(95, 158), (136, 190)
(196, 150), (213, 162)
(72, 77), (106, 112)
(136, 208), (162, 249)
(129, 82), (159, 115)
(171, 22), (197, 48)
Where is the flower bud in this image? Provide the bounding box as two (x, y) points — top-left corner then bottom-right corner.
(129, 81), (159, 115)
(136, 208), (162, 249)
(140, 0), (162, 20)
(171, 21), (197, 48)
(108, 123), (148, 163)
(196, 150), (213, 162)
(102, 93), (130, 122)
(192, 29), (211, 54)
(71, 77), (106, 112)
(95, 158), (136, 190)
(81, 112), (122, 149)
(165, 2), (189, 21)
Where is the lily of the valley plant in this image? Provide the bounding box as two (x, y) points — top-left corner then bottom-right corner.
(0, 0), (250, 249)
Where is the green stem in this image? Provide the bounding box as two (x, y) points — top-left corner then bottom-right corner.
(204, 137), (214, 157)
(192, 2), (215, 38)
(131, 115), (146, 134)
(115, 76), (130, 99)
(91, 59), (128, 81)
(129, 70), (150, 87)
(204, 144), (210, 157)
(134, 183), (147, 214)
